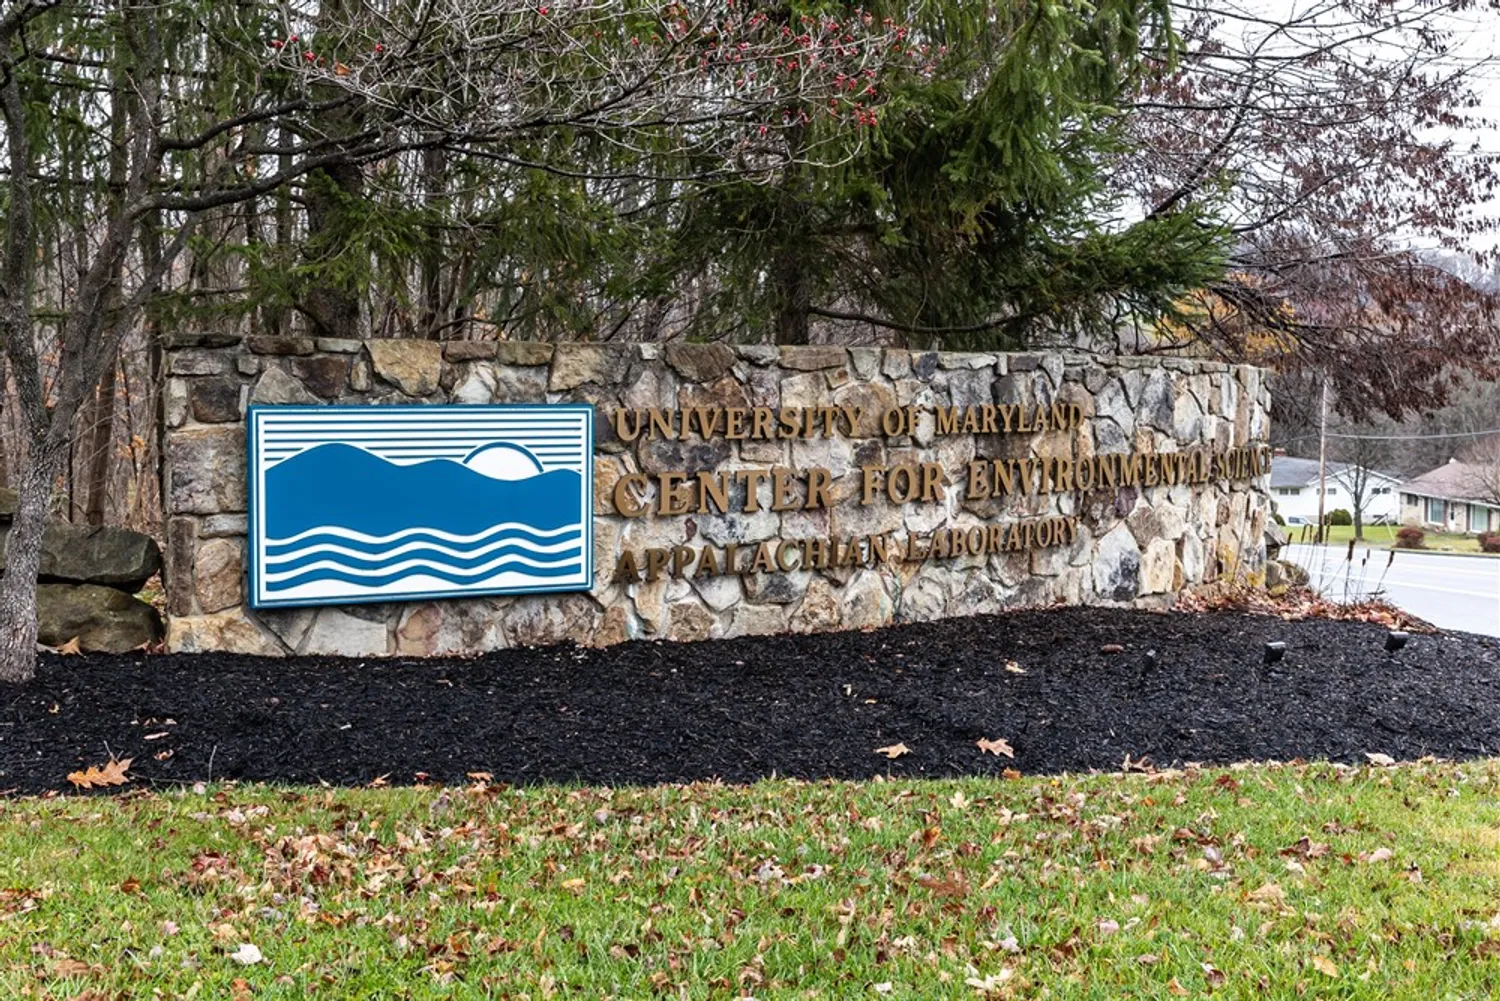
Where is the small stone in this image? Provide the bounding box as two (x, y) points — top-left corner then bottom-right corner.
(236, 354), (260, 377)
(165, 379), (189, 428)
(314, 337), (363, 354)
(246, 335), (314, 356)
(451, 366), (497, 404)
(189, 377), (243, 423)
(366, 339), (444, 396)
(348, 358), (372, 392)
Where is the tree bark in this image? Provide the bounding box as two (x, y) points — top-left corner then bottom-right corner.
(0, 446), (63, 682)
(773, 243), (811, 345)
(82, 358), (118, 526)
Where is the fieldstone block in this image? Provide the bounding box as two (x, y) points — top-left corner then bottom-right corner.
(780, 346), (847, 371)
(301, 608), (391, 657)
(494, 341), (555, 367)
(247, 335), (315, 356)
(442, 341), (498, 361)
(315, 337), (363, 354)
(201, 514), (248, 538)
(366, 339), (444, 396)
(168, 426), (246, 515)
(37, 583), (162, 654)
(165, 378), (189, 428)
(162, 332), (242, 350)
(168, 350), (230, 376)
(189, 377), (242, 423)
(251, 367), (319, 406)
(550, 344), (629, 391)
(1093, 524), (1141, 602)
(291, 355), (349, 399)
(167, 610), (285, 656)
(194, 537), (243, 614)
(664, 343), (736, 383)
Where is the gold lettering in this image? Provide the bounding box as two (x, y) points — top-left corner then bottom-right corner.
(648, 408), (673, 440)
(936, 407), (961, 435)
(740, 468), (769, 512)
(771, 468), (799, 512)
(806, 468), (833, 510)
(613, 473), (649, 518)
(658, 471), (691, 515)
(696, 472), (730, 515)
(613, 409), (643, 443)
(612, 550), (641, 583)
(645, 547), (669, 582)
(775, 541), (800, 572)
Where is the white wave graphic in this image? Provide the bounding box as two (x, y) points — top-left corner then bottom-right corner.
(262, 549), (578, 583)
(266, 533), (582, 565)
(266, 521), (581, 547)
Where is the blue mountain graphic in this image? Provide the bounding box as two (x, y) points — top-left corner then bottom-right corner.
(265, 443), (583, 539)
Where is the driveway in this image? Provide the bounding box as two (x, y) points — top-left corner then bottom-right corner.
(1282, 543), (1500, 637)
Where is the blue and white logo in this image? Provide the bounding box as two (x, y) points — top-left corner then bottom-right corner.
(247, 405), (594, 608)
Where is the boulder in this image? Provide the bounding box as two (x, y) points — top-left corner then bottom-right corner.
(0, 524), (163, 592)
(37, 583), (163, 654)
(1265, 521), (1289, 555)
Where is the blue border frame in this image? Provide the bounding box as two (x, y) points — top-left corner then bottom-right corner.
(246, 403), (595, 609)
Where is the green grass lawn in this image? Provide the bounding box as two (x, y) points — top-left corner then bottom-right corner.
(1285, 522), (1486, 553)
(5, 762), (1500, 998)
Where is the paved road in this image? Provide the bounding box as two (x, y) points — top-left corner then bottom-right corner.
(1282, 543), (1500, 637)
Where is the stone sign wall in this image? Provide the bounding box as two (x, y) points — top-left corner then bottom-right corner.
(161, 337), (1271, 656)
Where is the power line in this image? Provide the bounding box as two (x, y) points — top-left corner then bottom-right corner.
(1279, 426), (1500, 444)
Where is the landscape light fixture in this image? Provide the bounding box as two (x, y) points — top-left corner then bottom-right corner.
(1263, 641), (1286, 665)
(1385, 631), (1409, 653)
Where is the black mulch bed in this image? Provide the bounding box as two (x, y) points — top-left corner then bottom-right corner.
(3, 607), (1500, 795)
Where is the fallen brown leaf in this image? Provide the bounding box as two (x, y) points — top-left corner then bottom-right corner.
(1004, 660), (1026, 674)
(875, 743), (910, 759)
(1100, 643), (1125, 654)
(1311, 955), (1339, 978)
(55, 637), (82, 656)
(976, 737), (1015, 758)
(66, 757), (132, 790)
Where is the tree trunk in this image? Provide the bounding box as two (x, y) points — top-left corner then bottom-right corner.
(82, 357), (117, 526)
(773, 243), (810, 345)
(0, 445), (64, 683)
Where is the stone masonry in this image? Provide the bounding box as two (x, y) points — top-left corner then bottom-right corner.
(161, 337), (1272, 656)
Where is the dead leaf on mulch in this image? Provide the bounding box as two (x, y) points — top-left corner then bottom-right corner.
(874, 743), (910, 759)
(976, 737), (1015, 758)
(1178, 587), (1438, 633)
(1099, 643), (1125, 654)
(54, 637), (82, 656)
(66, 758), (132, 790)
(1004, 661), (1026, 674)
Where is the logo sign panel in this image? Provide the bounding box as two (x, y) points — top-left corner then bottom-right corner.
(248, 405), (594, 609)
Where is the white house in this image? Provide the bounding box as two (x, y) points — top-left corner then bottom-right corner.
(1400, 459), (1500, 534)
(1269, 455), (1402, 525)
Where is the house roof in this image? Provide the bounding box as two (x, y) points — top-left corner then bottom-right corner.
(1269, 456), (1399, 489)
(1401, 460), (1500, 506)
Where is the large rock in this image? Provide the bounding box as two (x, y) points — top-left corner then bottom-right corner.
(167, 610), (285, 656)
(0, 524), (163, 592)
(365, 339), (444, 397)
(37, 583), (163, 654)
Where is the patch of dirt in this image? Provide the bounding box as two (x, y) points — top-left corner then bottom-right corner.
(2, 607), (1497, 794)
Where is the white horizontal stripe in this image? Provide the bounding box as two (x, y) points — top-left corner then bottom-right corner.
(266, 521), (582, 547)
(264, 551), (578, 582)
(269, 534), (582, 564)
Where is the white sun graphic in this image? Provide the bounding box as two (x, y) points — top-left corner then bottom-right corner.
(461, 442), (545, 480)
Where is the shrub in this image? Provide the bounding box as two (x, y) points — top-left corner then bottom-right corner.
(1325, 508), (1353, 526)
(1480, 532), (1500, 554)
(1395, 526), (1425, 549)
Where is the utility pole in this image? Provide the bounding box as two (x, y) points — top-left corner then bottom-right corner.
(1316, 371), (1330, 544)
